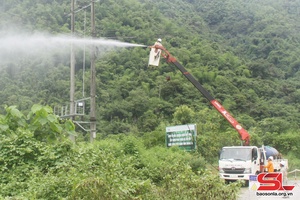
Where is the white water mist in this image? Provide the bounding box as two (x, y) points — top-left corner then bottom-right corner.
(0, 32), (146, 63)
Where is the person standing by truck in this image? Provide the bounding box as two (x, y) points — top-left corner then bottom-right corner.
(280, 161), (288, 185)
(264, 156), (274, 172)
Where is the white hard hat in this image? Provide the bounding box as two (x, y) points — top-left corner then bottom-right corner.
(157, 38), (162, 42)
(268, 156), (273, 160)
(280, 161), (285, 166)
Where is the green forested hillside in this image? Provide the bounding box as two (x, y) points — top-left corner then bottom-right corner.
(1, 0), (300, 197)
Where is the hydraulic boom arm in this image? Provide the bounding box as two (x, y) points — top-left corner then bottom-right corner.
(152, 45), (250, 146)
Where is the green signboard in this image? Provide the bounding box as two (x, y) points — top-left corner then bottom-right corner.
(166, 124), (197, 151)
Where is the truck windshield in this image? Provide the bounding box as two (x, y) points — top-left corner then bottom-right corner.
(220, 148), (252, 161)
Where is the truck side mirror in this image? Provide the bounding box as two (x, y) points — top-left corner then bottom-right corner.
(252, 148), (258, 160)
(218, 150), (222, 158)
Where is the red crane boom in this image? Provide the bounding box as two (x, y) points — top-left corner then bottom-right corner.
(151, 44), (250, 146)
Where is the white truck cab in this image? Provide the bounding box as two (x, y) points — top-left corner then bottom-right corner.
(219, 146), (287, 184)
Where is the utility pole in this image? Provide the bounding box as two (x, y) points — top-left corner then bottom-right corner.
(70, 0), (76, 142)
(90, 0), (96, 142)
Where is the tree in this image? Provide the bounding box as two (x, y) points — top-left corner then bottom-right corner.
(173, 105), (195, 124)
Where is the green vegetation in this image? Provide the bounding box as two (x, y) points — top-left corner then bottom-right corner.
(1, 0), (300, 198)
(0, 105), (240, 199)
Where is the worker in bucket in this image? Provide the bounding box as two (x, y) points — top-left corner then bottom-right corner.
(148, 38), (163, 67)
(152, 38), (162, 59)
(280, 161), (288, 184)
(264, 156), (274, 172)
(154, 38), (162, 46)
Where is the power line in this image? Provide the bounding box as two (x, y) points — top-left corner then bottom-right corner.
(65, 0), (100, 16)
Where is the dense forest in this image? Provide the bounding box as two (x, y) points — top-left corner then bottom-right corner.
(1, 0), (300, 198)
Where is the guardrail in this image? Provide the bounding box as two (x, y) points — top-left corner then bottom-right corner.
(288, 169), (300, 186)
(288, 169), (300, 177)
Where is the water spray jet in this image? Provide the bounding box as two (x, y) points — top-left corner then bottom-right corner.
(0, 32), (146, 63)
(0, 33), (146, 52)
